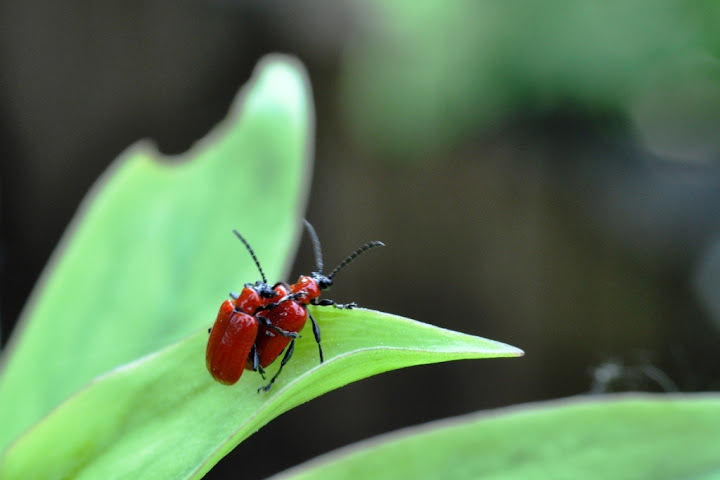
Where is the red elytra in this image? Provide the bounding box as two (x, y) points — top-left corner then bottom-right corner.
(245, 276), (325, 373)
(206, 220), (384, 392)
(206, 282), (297, 386)
(251, 296), (307, 368)
(205, 300), (258, 385)
(205, 232), (275, 386)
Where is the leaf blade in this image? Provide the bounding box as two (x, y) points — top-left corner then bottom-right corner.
(271, 394), (720, 480)
(0, 54), (314, 452)
(0, 307), (522, 479)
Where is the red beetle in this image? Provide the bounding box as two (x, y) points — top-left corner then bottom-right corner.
(206, 221), (384, 391)
(249, 221), (384, 391)
(205, 231), (298, 385)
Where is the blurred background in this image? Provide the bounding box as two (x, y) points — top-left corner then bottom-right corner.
(2, 1), (720, 478)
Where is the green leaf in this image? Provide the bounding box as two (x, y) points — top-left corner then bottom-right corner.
(0, 307), (522, 479)
(0, 54), (314, 452)
(271, 394), (720, 480)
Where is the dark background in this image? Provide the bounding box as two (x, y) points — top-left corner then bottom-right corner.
(2, 1), (720, 478)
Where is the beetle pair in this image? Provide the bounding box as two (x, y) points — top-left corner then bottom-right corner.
(206, 220), (384, 392)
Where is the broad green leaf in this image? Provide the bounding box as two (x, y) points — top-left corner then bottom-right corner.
(0, 307), (522, 479)
(272, 393), (720, 480)
(0, 54), (314, 452)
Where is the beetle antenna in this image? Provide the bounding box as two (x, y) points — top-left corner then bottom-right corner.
(233, 229), (267, 283)
(303, 219), (324, 274)
(327, 241), (385, 280)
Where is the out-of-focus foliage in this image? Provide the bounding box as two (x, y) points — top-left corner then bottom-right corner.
(341, 0), (720, 161)
(271, 394), (720, 480)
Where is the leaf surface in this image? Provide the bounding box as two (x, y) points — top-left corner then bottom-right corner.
(273, 394), (720, 480)
(0, 54), (314, 452)
(0, 307), (522, 479)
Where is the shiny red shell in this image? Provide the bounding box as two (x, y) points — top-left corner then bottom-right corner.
(290, 275), (322, 301)
(243, 280), (318, 370)
(233, 285), (265, 314)
(205, 300), (259, 385)
(207, 281), (303, 383)
(250, 299), (308, 369)
(207, 274), (333, 383)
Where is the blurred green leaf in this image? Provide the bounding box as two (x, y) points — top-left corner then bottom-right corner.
(272, 394), (720, 480)
(342, 0), (720, 159)
(0, 54), (314, 452)
(0, 307), (522, 479)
